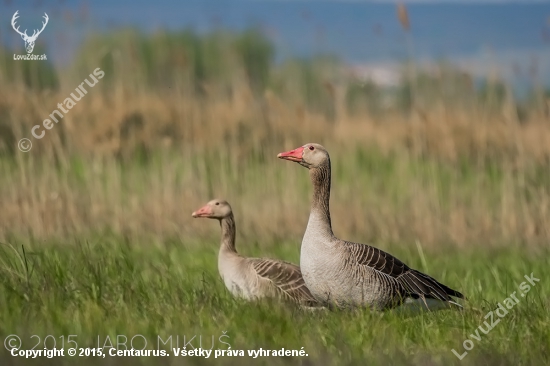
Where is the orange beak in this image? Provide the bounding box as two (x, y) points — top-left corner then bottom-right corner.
(192, 204), (212, 218)
(277, 146), (304, 162)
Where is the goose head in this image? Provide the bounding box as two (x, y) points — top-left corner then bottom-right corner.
(192, 199), (232, 219)
(277, 143), (329, 169)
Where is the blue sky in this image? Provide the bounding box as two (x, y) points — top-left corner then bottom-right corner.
(2, 0), (550, 85)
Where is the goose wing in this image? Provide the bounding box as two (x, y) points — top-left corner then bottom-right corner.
(343, 240), (464, 303)
(250, 258), (319, 306)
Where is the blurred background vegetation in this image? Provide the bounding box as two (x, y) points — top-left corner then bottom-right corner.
(0, 4), (549, 252)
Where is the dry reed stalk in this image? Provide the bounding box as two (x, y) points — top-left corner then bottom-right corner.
(397, 3), (410, 32)
(396, 2), (419, 119)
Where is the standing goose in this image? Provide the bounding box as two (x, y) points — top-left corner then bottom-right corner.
(277, 143), (464, 311)
(192, 199), (320, 307)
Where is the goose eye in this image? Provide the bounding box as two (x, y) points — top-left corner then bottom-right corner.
(216, 202), (219, 205)
(309, 146), (314, 151)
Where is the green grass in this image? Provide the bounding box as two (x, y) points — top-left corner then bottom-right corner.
(0, 235), (548, 365)
(1, 148), (549, 365)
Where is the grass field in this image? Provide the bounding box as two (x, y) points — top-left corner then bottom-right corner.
(1, 150), (549, 365)
(0, 234), (548, 365)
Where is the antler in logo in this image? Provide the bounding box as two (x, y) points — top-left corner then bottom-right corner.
(11, 10), (49, 54)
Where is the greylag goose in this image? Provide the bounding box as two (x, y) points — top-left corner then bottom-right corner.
(277, 143), (464, 311)
(192, 199), (320, 307)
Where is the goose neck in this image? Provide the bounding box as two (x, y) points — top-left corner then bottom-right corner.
(219, 213), (237, 254)
(308, 164), (334, 237)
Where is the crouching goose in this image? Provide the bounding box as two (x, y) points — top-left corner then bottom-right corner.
(192, 199), (320, 307)
(278, 144), (464, 311)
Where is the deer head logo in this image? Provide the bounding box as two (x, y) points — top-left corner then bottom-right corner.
(11, 11), (49, 54)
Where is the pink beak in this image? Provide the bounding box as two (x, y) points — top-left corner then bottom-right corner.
(277, 146), (304, 162)
(192, 204), (212, 218)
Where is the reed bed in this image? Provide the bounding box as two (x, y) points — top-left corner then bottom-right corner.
(1, 27), (550, 250)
